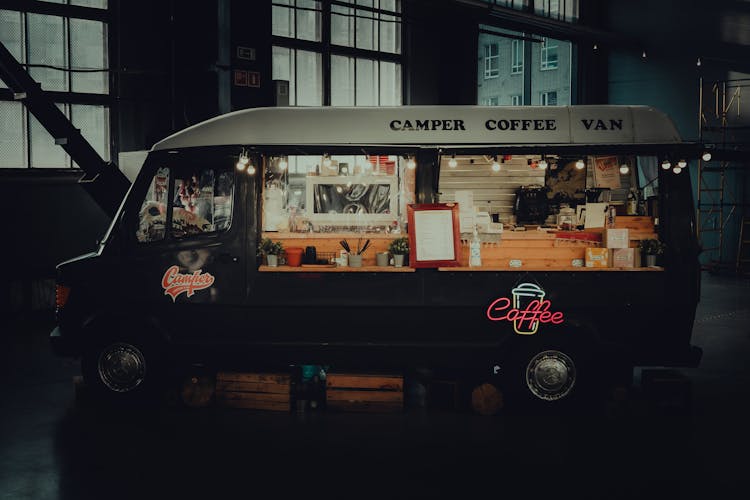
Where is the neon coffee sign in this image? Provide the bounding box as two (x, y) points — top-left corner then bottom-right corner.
(486, 283), (564, 335)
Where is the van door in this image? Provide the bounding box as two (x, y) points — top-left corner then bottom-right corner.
(120, 148), (247, 348)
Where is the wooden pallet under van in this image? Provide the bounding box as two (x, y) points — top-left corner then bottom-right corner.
(215, 372), (291, 412)
(326, 373), (404, 413)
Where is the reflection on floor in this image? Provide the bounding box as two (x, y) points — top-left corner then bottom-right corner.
(1, 272), (749, 499)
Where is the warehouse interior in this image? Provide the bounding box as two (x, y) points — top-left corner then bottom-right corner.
(1, 1), (750, 498)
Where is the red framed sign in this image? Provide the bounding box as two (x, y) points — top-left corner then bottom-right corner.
(407, 203), (461, 268)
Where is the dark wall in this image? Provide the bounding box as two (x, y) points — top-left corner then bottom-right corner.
(606, 0), (750, 267)
(405, 0), (478, 105)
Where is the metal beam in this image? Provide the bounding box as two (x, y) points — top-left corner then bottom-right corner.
(0, 41), (130, 217)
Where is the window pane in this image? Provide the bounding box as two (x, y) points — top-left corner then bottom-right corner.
(0, 10), (24, 90)
(379, 13), (401, 54)
(356, 9), (376, 50)
(272, 4), (294, 37)
(0, 102), (26, 168)
(478, 30), (524, 103)
(70, 18), (109, 94)
(356, 58), (378, 105)
(70, 0), (109, 8)
(295, 49), (322, 105)
(272, 46), (296, 104)
(137, 167), (169, 243)
(28, 14), (68, 91)
(296, 0), (321, 42)
(331, 5), (354, 47)
(71, 104), (110, 164)
(379, 61), (401, 105)
(172, 167), (234, 237)
(331, 55), (355, 106)
(30, 103), (70, 168)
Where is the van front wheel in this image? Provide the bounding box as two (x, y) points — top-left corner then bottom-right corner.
(82, 337), (163, 404)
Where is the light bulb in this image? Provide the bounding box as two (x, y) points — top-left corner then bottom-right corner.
(678, 159), (687, 168)
(538, 159), (548, 170)
(673, 166), (682, 174)
(575, 159), (585, 170)
(279, 159), (288, 170)
(448, 156), (457, 168)
(702, 151), (712, 162)
(406, 158), (416, 169)
(236, 161), (246, 171)
(661, 160), (671, 170)
(491, 160), (501, 172)
(239, 155), (249, 165)
(246, 164), (256, 175)
(619, 164), (630, 175)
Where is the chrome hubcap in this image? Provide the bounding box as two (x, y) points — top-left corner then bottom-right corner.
(98, 342), (146, 393)
(525, 350), (576, 401)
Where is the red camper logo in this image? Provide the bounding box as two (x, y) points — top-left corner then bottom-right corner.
(486, 283), (564, 335)
(161, 265), (215, 302)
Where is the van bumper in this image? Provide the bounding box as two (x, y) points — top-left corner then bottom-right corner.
(50, 326), (80, 358)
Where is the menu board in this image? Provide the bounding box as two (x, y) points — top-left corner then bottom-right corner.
(407, 203), (460, 268)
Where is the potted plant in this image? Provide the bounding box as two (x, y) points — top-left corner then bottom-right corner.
(638, 238), (665, 267)
(388, 236), (410, 267)
(258, 237), (284, 267)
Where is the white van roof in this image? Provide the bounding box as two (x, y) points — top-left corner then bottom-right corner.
(151, 105), (683, 151)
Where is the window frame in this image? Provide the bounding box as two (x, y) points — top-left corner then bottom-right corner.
(0, 3), (113, 170)
(483, 43), (500, 79)
(540, 36), (559, 70)
(510, 38), (523, 74)
(128, 149), (240, 247)
(272, 0), (404, 107)
(540, 90), (558, 106)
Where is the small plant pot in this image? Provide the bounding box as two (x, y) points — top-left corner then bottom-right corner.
(267, 254), (279, 267)
(286, 247), (304, 267)
(646, 254), (657, 267)
(348, 254), (363, 267)
(393, 254), (406, 268)
(376, 252), (389, 267)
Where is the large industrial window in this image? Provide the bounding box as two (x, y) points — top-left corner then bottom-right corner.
(0, 4), (110, 169)
(477, 25), (573, 107)
(477, 1), (579, 23)
(272, 0), (403, 106)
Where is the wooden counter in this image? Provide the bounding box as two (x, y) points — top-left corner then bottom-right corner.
(262, 217), (659, 271)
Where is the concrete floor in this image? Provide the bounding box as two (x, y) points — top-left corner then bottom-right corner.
(1, 272), (749, 499)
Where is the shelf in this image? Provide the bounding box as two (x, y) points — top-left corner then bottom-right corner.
(438, 266), (664, 272)
(259, 265), (415, 273)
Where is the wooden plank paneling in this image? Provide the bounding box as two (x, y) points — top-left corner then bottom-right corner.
(326, 390), (403, 403)
(326, 374), (403, 391)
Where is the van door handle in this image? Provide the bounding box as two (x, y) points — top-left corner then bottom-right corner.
(218, 252), (239, 263)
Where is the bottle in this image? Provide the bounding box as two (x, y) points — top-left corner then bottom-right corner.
(469, 225), (482, 267)
(627, 189), (637, 215)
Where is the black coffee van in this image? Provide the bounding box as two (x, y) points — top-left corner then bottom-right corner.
(50, 105), (702, 407)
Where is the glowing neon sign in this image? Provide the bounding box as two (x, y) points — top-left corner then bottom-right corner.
(486, 283), (564, 335)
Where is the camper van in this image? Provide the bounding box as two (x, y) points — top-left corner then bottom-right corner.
(50, 105), (702, 408)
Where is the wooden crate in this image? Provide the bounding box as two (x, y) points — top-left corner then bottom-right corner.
(326, 373), (404, 413)
(215, 372), (291, 412)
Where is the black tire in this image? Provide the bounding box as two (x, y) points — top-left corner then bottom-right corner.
(81, 333), (165, 406)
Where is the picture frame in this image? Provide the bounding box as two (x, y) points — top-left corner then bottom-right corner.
(407, 203), (461, 268)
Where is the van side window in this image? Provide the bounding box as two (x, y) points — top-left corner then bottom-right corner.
(136, 167), (170, 243)
(171, 167), (234, 238)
